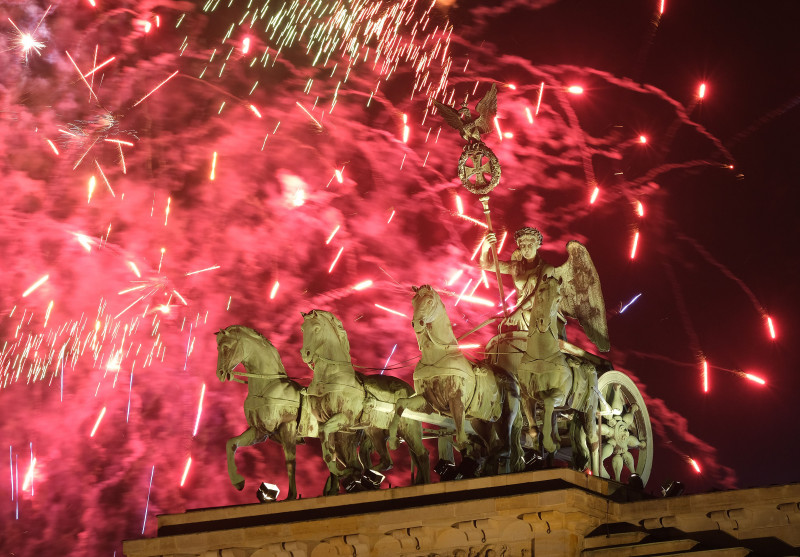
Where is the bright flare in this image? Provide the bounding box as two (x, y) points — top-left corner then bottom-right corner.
(535, 82), (545, 115)
(22, 275), (49, 298)
(590, 186), (600, 204)
(90, 406), (107, 437)
(702, 360), (709, 393)
(744, 373), (766, 386)
(328, 247), (344, 273)
(698, 83), (706, 99)
(630, 232), (640, 259)
(637, 201), (645, 217)
(447, 269), (464, 286)
(567, 85), (584, 94)
(132, 70), (179, 107)
(269, 281), (279, 299)
(766, 316), (776, 339)
(689, 458), (701, 474)
(193, 384), (205, 437)
(185, 265), (220, 276)
(353, 280), (373, 291)
(326, 225), (340, 244)
(180, 457), (192, 487)
(455, 195), (464, 215)
(374, 304), (408, 318)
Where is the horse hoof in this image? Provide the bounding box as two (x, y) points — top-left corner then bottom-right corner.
(234, 480), (245, 491)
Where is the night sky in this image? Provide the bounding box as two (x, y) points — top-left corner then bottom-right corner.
(1, 0), (798, 555)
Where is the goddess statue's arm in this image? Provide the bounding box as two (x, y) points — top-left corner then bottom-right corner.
(479, 232), (512, 274)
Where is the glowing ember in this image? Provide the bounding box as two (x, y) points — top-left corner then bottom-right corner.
(22, 275), (49, 298)
(766, 316), (776, 339)
(269, 281), (280, 299)
(744, 373), (766, 386)
(90, 407), (107, 437)
(180, 457), (192, 487)
(326, 225), (340, 244)
(374, 304), (408, 318)
(328, 247), (344, 273)
(567, 85), (584, 94)
(353, 280), (373, 291)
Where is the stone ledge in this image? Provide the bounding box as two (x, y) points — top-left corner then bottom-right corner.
(123, 470), (800, 557)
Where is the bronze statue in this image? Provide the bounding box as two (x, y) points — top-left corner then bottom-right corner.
(388, 285), (524, 474)
(300, 309), (431, 485)
(216, 325), (366, 498)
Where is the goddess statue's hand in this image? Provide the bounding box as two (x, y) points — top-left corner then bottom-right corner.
(502, 308), (525, 329)
(485, 232), (497, 245)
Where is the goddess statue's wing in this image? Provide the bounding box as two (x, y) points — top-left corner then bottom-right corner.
(553, 241), (610, 352)
(473, 83), (498, 134)
(432, 99), (465, 132)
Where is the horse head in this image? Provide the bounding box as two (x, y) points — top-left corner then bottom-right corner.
(529, 275), (562, 334)
(411, 285), (444, 336)
(300, 310), (351, 366)
(215, 326), (246, 382)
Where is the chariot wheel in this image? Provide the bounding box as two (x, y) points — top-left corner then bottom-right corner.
(596, 370), (653, 486)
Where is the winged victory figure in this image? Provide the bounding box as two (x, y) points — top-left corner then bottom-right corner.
(480, 227), (609, 352)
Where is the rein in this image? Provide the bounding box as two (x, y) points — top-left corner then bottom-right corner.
(230, 371), (288, 380)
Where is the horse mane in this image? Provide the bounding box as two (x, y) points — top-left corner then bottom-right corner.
(223, 325), (286, 375)
(310, 310), (351, 361)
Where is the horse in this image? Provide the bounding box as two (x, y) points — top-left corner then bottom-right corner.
(216, 325), (365, 498)
(300, 309), (431, 485)
(388, 285), (524, 475)
(514, 275), (599, 466)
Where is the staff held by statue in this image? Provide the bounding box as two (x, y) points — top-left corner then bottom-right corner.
(432, 83), (508, 316)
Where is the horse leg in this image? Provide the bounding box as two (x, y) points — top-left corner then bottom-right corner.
(389, 395), (431, 450)
(491, 392), (523, 474)
(510, 408), (526, 473)
(542, 397), (560, 454)
(365, 427), (393, 472)
(389, 395), (433, 451)
(274, 422), (298, 500)
(449, 396), (469, 448)
(398, 417), (430, 484)
(320, 413), (350, 458)
(226, 427), (268, 491)
(320, 441), (343, 496)
(521, 396), (540, 451)
(585, 398), (600, 476)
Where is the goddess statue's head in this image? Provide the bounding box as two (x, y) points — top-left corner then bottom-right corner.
(513, 227), (543, 261)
